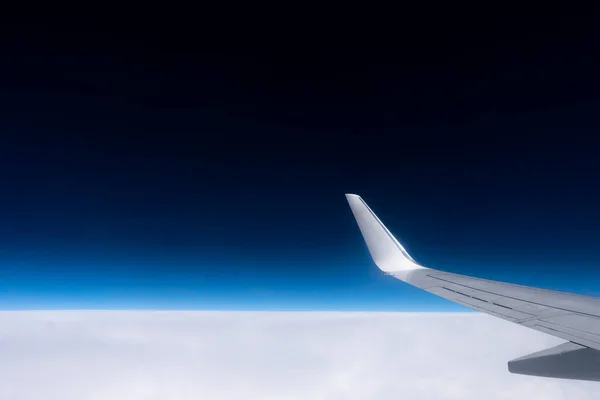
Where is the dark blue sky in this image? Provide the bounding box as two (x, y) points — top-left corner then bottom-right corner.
(1, 6), (600, 310)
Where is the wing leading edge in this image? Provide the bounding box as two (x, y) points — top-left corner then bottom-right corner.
(346, 193), (600, 382)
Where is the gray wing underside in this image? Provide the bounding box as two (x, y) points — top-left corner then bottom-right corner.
(346, 193), (600, 381)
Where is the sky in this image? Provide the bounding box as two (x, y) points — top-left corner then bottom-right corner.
(1, 311), (599, 399)
(1, 6), (600, 309)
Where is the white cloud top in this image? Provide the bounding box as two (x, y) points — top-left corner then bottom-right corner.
(0, 311), (597, 399)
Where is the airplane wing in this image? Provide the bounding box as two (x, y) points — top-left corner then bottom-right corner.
(346, 193), (600, 382)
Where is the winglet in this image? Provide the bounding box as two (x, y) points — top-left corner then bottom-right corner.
(345, 194), (426, 274)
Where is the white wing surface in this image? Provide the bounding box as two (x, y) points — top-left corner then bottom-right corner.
(346, 193), (600, 381)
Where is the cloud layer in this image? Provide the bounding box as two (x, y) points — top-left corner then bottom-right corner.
(0, 311), (597, 399)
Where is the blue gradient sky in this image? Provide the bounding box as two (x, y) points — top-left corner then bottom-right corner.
(1, 10), (600, 310)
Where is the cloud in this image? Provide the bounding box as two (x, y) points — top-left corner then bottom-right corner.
(0, 311), (597, 399)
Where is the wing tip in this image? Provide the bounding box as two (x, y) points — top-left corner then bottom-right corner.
(345, 192), (425, 273)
